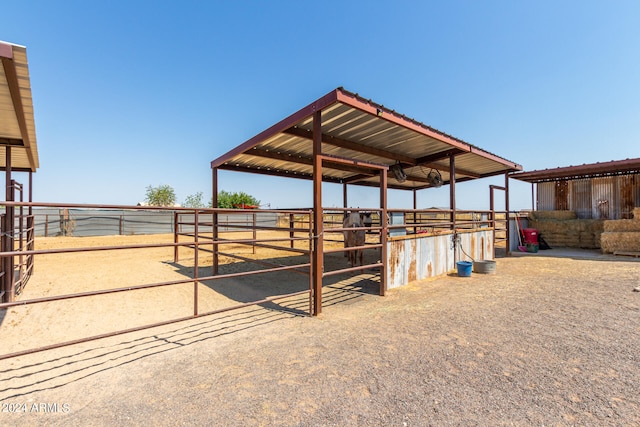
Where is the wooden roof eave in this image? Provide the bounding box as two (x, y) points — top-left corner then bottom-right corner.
(0, 41), (39, 172)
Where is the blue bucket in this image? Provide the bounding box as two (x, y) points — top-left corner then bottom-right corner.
(456, 261), (472, 277)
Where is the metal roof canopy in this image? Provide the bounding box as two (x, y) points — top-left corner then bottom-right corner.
(211, 87), (522, 190)
(510, 158), (640, 184)
(0, 41), (39, 172)
(211, 87), (523, 315)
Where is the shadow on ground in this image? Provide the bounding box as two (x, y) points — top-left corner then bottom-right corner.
(165, 248), (382, 316)
(0, 303), (301, 401)
(0, 250), (382, 400)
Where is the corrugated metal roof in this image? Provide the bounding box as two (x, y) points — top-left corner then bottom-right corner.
(511, 158), (640, 184)
(211, 88), (522, 190)
(0, 41), (39, 172)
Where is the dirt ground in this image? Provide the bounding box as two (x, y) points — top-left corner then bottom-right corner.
(1, 233), (640, 426)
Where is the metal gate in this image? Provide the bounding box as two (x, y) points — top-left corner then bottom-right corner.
(0, 180), (34, 302)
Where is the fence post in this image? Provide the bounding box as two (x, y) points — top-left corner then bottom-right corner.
(2, 211), (15, 303)
(289, 213), (295, 249)
(173, 211), (179, 263)
(308, 210), (313, 316)
(252, 212), (257, 255)
(193, 210), (199, 317)
(1, 214), (6, 303)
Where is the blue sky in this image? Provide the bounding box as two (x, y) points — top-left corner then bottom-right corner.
(4, 1), (639, 210)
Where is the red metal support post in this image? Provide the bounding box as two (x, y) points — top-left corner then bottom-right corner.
(4, 146), (14, 303)
(379, 169), (388, 296)
(308, 209), (313, 316)
(289, 213), (294, 249)
(531, 182), (535, 211)
(449, 152), (456, 229)
(343, 182), (348, 208)
(490, 186), (495, 230)
(449, 153), (457, 262)
(505, 171), (511, 255)
(489, 184), (506, 254)
(413, 188), (417, 234)
(312, 110), (323, 316)
(212, 167), (219, 275)
(173, 211), (179, 262)
(28, 171), (32, 217)
(194, 210), (199, 316)
(252, 212), (257, 255)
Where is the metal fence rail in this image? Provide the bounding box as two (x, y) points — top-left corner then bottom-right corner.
(0, 203), (314, 360)
(0, 201), (507, 360)
(27, 208), (279, 237)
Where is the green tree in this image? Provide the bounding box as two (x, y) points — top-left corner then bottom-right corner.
(145, 184), (176, 207)
(183, 192), (206, 208)
(217, 190), (260, 209)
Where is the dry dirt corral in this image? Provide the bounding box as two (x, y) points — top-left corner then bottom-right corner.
(1, 234), (640, 426)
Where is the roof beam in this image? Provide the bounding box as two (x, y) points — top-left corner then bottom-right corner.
(247, 147), (313, 166)
(416, 148), (464, 164)
(243, 147), (377, 176)
(415, 148), (482, 178)
(217, 163), (343, 184)
(0, 137), (24, 146)
(419, 162), (481, 179)
(284, 127), (417, 165)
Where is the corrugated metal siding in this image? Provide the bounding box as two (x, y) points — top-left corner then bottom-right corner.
(535, 173), (640, 219)
(592, 177), (615, 219)
(619, 175), (635, 219)
(571, 179), (592, 219)
(386, 229), (494, 289)
(537, 182), (555, 210)
(555, 180), (570, 210)
(635, 175), (640, 214)
(458, 230), (494, 262)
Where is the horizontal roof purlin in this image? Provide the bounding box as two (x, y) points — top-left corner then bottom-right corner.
(510, 158), (640, 183)
(211, 87), (522, 190)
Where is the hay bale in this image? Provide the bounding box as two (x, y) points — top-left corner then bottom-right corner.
(529, 218), (604, 249)
(634, 207), (640, 220)
(604, 219), (640, 232)
(601, 232), (640, 253)
(529, 210), (577, 221)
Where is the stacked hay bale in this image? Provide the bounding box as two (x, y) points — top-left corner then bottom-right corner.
(528, 210), (604, 249)
(600, 208), (640, 254)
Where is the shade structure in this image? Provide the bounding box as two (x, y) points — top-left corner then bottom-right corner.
(211, 87), (521, 189)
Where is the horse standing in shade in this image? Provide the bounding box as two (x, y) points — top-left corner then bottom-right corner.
(343, 212), (366, 267)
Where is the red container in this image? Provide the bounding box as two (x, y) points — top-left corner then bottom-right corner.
(522, 228), (538, 244)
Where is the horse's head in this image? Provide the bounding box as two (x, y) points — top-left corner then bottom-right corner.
(345, 212), (363, 227)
